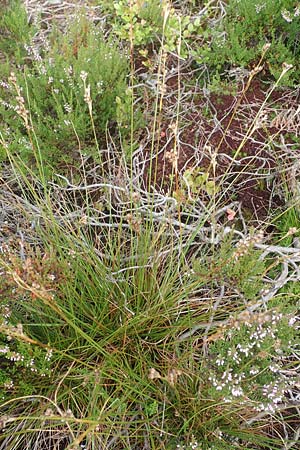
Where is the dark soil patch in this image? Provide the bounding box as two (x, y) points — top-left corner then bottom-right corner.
(143, 72), (300, 221)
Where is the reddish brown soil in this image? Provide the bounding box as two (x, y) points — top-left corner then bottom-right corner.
(142, 66), (300, 221)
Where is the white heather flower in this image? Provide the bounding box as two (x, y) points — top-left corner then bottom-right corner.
(4, 380), (14, 390)
(96, 80), (104, 93)
(216, 357), (225, 366)
(221, 370), (233, 382)
(232, 353), (241, 364)
(255, 3), (266, 14)
(281, 8), (293, 22)
(9, 352), (24, 362)
(0, 346), (9, 354)
(80, 71), (88, 82)
(24, 44), (32, 55)
(231, 386), (244, 397)
(45, 349), (53, 362)
(33, 52), (42, 63)
(38, 65), (47, 75)
(289, 316), (296, 326)
(63, 103), (72, 113)
(0, 80), (10, 89)
(2, 306), (11, 319)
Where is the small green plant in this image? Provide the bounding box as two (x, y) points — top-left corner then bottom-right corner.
(114, 0), (164, 46)
(183, 167), (218, 197)
(113, 0), (203, 58)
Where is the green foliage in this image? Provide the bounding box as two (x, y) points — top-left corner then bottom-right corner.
(163, 13), (203, 58)
(114, 0), (164, 46)
(184, 167), (218, 197)
(193, 232), (266, 301)
(1, 212), (299, 449)
(113, 0), (203, 58)
(0, 0), (35, 67)
(193, 0), (300, 85)
(274, 207), (300, 247)
(0, 305), (52, 401)
(1, 1), (300, 449)
(0, 15), (133, 175)
(204, 307), (298, 413)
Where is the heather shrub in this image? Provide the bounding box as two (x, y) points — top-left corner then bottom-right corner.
(193, 0), (300, 85)
(0, 0), (35, 68)
(0, 15), (133, 176)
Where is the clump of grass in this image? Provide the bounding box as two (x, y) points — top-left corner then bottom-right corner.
(0, 192), (299, 449)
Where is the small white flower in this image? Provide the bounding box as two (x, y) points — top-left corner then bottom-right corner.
(45, 349), (53, 362)
(4, 380), (14, 390)
(0, 346), (9, 354)
(231, 386), (243, 397)
(250, 367), (259, 375)
(80, 71), (88, 82)
(281, 8), (293, 22)
(255, 3), (266, 14)
(84, 85), (91, 104)
(216, 357), (225, 366)
(63, 103), (72, 113)
(0, 80), (10, 89)
(289, 316), (296, 326)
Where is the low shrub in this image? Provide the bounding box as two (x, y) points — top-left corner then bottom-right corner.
(193, 0), (300, 86)
(0, 0), (35, 68)
(0, 14), (133, 177)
